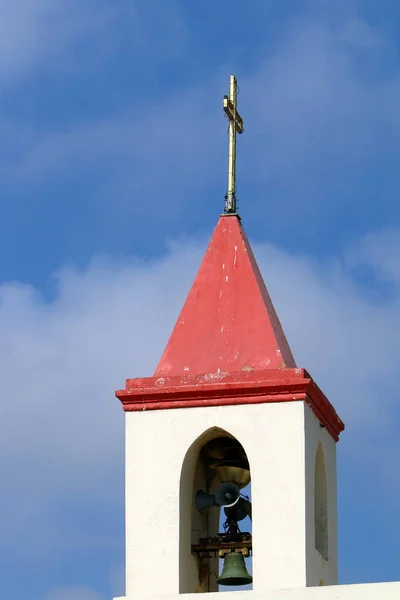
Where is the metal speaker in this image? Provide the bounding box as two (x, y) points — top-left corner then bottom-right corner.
(215, 482), (240, 508)
(224, 497), (252, 522)
(195, 489), (217, 513)
(217, 552), (253, 587)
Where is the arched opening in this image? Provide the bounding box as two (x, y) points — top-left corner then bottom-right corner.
(179, 428), (252, 593)
(314, 442), (328, 561)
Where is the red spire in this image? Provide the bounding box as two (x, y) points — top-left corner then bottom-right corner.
(155, 215), (296, 377)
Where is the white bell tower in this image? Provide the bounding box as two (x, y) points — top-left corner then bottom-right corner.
(115, 214), (344, 599)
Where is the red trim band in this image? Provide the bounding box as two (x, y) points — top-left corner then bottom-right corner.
(116, 368), (344, 442)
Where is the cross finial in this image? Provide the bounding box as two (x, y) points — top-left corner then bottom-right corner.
(223, 74), (244, 214)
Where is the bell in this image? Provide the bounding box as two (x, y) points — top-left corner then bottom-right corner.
(201, 437), (251, 489)
(217, 552), (253, 587)
(195, 489), (217, 513)
(216, 464), (251, 489)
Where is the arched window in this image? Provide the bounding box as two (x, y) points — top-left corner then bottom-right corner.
(314, 442), (328, 560)
(179, 428), (252, 593)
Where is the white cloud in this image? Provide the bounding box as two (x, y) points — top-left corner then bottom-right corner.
(347, 229), (400, 285)
(1, 226), (400, 585)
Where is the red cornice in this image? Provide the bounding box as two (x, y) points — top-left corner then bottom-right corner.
(116, 368), (344, 442)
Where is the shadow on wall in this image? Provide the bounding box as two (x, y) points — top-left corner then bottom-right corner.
(315, 443), (328, 561)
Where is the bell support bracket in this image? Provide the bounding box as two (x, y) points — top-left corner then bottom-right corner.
(191, 533), (252, 558)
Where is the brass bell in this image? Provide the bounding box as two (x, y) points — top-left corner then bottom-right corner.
(217, 552), (253, 587)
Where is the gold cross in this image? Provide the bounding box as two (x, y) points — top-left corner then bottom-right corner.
(223, 74), (244, 214)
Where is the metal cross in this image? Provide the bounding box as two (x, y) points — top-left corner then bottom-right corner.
(223, 74), (244, 214)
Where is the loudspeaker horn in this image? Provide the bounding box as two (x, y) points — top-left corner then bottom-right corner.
(215, 482), (240, 508)
(224, 497), (252, 522)
(195, 489), (217, 513)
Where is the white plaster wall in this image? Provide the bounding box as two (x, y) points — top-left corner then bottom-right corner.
(124, 400), (334, 597)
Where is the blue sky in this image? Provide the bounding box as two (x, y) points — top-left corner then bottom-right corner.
(2, 1), (400, 598)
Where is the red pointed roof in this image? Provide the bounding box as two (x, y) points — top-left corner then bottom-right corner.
(154, 215), (296, 377)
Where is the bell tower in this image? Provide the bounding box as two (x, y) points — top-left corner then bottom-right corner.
(115, 215), (344, 598)
(114, 76), (344, 600)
